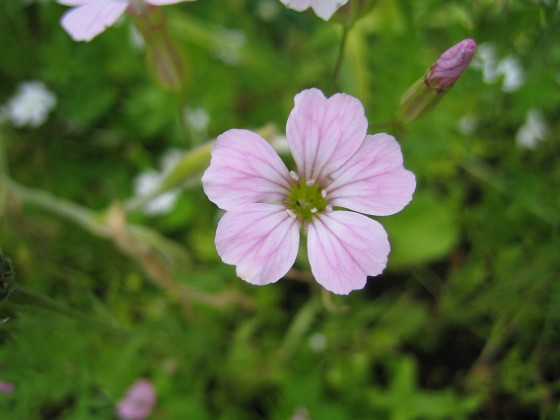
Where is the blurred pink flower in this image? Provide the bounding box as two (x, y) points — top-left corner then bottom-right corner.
(279, 0), (348, 20)
(56, 0), (192, 42)
(116, 379), (156, 420)
(0, 380), (15, 394)
(202, 88), (416, 295)
(426, 39), (477, 92)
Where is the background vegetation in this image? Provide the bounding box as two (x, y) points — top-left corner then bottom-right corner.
(1, 0), (559, 418)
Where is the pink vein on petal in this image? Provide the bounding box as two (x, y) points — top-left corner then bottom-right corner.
(202, 129), (291, 211)
(216, 203), (300, 285)
(286, 89), (368, 182)
(326, 134), (416, 216)
(307, 211), (389, 295)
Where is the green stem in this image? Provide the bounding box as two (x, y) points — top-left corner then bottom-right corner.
(5, 178), (107, 236)
(0, 129), (8, 178)
(125, 139), (214, 213)
(177, 95), (193, 148)
(332, 25), (350, 92)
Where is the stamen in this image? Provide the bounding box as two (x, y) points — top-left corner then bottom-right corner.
(325, 205), (333, 213)
(306, 179), (315, 186)
(321, 190), (327, 199)
(310, 208), (318, 213)
(289, 171), (299, 181)
(286, 209), (296, 219)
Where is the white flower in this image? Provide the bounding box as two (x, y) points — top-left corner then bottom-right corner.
(516, 109), (548, 150)
(472, 43), (499, 84)
(457, 114), (477, 135)
(472, 43), (525, 92)
(257, 0), (281, 20)
(213, 28), (246, 65)
(279, 0), (348, 20)
(4, 81), (56, 128)
(129, 24), (145, 50)
(308, 332), (327, 352)
(184, 107), (210, 135)
(496, 56), (525, 93)
(133, 149), (183, 215)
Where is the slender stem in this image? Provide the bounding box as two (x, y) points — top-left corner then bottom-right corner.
(0, 130), (9, 214)
(177, 95), (193, 148)
(0, 129), (8, 177)
(124, 139), (214, 213)
(4, 179), (254, 312)
(332, 25), (350, 92)
(5, 178), (108, 236)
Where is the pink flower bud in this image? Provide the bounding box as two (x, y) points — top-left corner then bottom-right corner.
(426, 39), (477, 92)
(397, 39), (477, 124)
(0, 380), (15, 394)
(116, 379), (156, 420)
(132, 7), (189, 92)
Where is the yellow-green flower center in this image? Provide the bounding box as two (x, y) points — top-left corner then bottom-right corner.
(286, 175), (330, 222)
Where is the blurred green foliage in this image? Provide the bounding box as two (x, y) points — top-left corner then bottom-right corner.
(1, 0), (559, 418)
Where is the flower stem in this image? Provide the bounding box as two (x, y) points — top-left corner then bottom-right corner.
(332, 25), (350, 92)
(4, 178), (253, 313)
(5, 178), (107, 236)
(177, 95), (193, 148)
(0, 129), (8, 178)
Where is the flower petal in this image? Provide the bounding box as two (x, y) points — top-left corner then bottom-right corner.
(326, 133), (416, 216)
(279, 0), (348, 20)
(60, 1), (128, 42)
(216, 204), (300, 285)
(116, 379), (156, 420)
(202, 129), (291, 211)
(307, 211), (389, 295)
(57, 0), (95, 5)
(146, 0), (194, 5)
(286, 88), (367, 182)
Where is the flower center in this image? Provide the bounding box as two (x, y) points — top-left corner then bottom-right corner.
(286, 172), (330, 222)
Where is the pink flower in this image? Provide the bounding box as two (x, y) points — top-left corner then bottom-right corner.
(279, 0), (348, 20)
(0, 380), (15, 394)
(426, 39), (477, 92)
(202, 88), (416, 295)
(116, 379), (156, 420)
(56, 0), (191, 42)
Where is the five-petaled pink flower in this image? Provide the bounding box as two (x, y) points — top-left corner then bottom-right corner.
(116, 378), (156, 420)
(202, 88), (416, 295)
(56, 0), (192, 42)
(279, 0), (348, 21)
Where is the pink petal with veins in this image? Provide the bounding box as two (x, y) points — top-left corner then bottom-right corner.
(286, 88), (367, 181)
(202, 129), (291, 211)
(60, 1), (128, 41)
(146, 0), (193, 4)
(327, 133), (416, 216)
(307, 211), (390, 295)
(216, 203), (300, 285)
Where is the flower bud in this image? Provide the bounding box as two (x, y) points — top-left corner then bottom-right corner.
(131, 6), (189, 92)
(397, 39), (477, 125)
(426, 39), (477, 92)
(0, 380), (15, 394)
